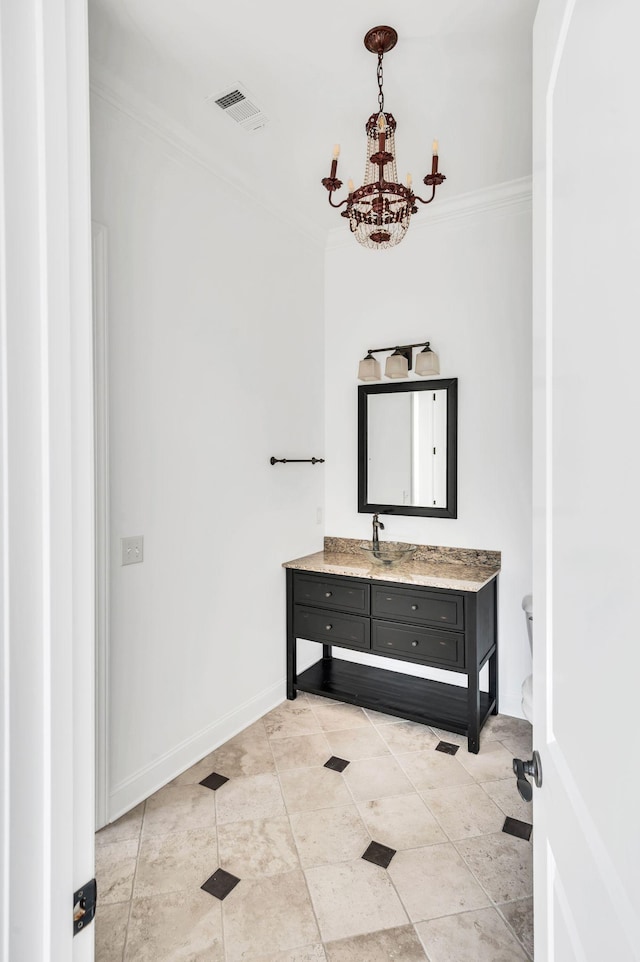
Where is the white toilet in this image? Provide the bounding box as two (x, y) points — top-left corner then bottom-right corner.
(521, 594), (533, 722)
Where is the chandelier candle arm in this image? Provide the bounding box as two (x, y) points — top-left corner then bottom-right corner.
(321, 25), (446, 249)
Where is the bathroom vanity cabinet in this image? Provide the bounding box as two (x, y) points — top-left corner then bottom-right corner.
(284, 549), (499, 753)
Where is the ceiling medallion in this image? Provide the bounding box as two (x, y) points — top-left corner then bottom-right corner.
(321, 25), (446, 250)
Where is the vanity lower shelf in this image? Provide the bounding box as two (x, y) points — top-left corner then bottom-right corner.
(297, 657), (496, 736)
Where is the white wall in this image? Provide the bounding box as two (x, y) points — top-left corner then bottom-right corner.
(325, 187), (532, 717)
(91, 92), (325, 819)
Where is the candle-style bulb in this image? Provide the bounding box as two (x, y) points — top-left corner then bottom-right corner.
(432, 138), (439, 155)
(406, 173), (413, 188)
(377, 113), (387, 132)
(333, 144), (340, 159)
(348, 179), (354, 193)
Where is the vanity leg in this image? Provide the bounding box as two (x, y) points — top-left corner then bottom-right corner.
(286, 569), (297, 700)
(490, 579), (499, 714)
(467, 678), (480, 754)
(466, 595), (480, 754)
(489, 648), (499, 716)
(322, 644), (332, 659)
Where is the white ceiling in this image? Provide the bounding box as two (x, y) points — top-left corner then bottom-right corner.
(89, 0), (538, 243)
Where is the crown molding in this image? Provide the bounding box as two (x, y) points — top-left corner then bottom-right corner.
(89, 62), (326, 250)
(325, 175), (533, 251)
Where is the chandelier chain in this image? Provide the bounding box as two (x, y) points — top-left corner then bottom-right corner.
(377, 52), (384, 114)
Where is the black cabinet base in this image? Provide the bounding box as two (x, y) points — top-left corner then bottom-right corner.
(296, 658), (495, 750)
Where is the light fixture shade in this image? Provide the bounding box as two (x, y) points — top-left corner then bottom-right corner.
(385, 351), (409, 378)
(415, 347), (440, 376)
(358, 355), (381, 381)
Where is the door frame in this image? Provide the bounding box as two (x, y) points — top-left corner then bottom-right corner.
(0, 0), (96, 959)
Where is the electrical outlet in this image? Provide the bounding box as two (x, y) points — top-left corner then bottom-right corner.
(121, 535), (143, 565)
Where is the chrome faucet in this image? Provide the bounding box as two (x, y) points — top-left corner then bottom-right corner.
(372, 513), (385, 548)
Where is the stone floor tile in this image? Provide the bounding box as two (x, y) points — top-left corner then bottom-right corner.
(134, 827), (217, 899)
(415, 906), (529, 962)
(325, 726), (390, 760)
(357, 794), (446, 850)
(498, 732), (534, 758)
(215, 772), (286, 824)
(455, 741), (516, 783)
(290, 804), (371, 867)
(125, 889), (224, 961)
(363, 709), (406, 726)
(482, 777), (535, 823)
(94, 900), (129, 962)
(217, 815), (299, 878)
(324, 924), (427, 962)
(264, 701), (323, 739)
(342, 755), (414, 801)
(95, 838), (139, 905)
(429, 728), (468, 747)
(422, 783), (505, 840)
(455, 832), (533, 903)
(482, 714), (532, 745)
(271, 732), (333, 771)
(397, 749), (475, 791)
(305, 859), (408, 942)
(498, 897), (534, 958)
(141, 782), (217, 837)
(378, 720), (439, 755)
(172, 721), (276, 784)
(223, 869), (319, 962)
(96, 803), (144, 846)
(311, 703), (372, 732)
(246, 947), (327, 962)
(388, 843), (489, 922)
(279, 766), (352, 814)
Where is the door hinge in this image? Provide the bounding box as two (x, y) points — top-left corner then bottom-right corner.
(73, 878), (97, 935)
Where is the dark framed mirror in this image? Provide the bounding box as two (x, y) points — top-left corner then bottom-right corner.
(358, 378), (457, 518)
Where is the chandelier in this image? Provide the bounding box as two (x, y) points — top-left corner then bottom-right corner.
(321, 26), (446, 250)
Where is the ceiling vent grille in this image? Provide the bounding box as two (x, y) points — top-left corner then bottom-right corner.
(207, 84), (268, 132)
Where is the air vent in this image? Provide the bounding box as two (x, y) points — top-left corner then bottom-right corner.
(207, 84), (268, 132)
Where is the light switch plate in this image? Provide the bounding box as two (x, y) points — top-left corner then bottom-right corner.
(121, 535), (143, 565)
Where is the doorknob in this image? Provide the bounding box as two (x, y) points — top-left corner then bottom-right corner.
(512, 750), (542, 802)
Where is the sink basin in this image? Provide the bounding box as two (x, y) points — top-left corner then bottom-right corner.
(359, 541), (418, 566)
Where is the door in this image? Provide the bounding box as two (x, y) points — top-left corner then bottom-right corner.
(533, 1), (640, 958)
(0, 1), (95, 960)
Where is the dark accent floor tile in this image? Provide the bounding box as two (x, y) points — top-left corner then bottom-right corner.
(199, 771), (229, 791)
(201, 867), (240, 900)
(324, 756), (350, 773)
(362, 840), (396, 869)
(435, 741), (459, 756)
(502, 816), (533, 842)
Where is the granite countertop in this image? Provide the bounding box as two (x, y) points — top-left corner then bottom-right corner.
(283, 537), (501, 593)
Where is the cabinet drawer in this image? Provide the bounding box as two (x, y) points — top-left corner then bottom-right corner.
(294, 605), (370, 652)
(294, 574), (370, 614)
(372, 620), (465, 669)
(371, 585), (463, 630)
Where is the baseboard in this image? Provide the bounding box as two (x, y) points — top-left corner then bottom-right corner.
(106, 677), (286, 823)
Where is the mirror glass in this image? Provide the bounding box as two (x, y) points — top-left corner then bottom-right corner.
(358, 378), (457, 518)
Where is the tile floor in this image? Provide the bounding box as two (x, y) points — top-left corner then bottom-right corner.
(95, 695), (534, 962)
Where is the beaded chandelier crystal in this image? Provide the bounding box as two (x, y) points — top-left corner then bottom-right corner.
(322, 26), (446, 250)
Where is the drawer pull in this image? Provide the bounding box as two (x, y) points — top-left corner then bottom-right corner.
(411, 640), (419, 648)
(325, 624), (333, 631)
(411, 604), (419, 611)
(325, 591), (332, 597)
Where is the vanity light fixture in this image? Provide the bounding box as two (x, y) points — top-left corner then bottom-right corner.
(357, 342), (440, 381)
(321, 25), (446, 250)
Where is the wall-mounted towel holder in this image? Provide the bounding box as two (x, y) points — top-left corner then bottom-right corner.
(270, 457), (325, 465)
